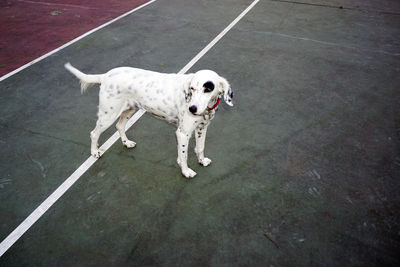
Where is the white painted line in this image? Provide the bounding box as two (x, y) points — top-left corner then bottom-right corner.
(179, 0), (260, 74)
(0, 156), (96, 255)
(0, 0), (158, 82)
(0, 109), (145, 257)
(0, 0), (260, 257)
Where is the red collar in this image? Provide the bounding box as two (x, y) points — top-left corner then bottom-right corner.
(207, 97), (221, 111)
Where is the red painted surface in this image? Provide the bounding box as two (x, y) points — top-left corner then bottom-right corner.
(0, 0), (151, 77)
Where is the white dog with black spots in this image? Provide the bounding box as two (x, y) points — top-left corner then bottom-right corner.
(65, 63), (233, 178)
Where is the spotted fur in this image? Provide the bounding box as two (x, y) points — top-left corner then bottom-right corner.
(65, 63), (233, 178)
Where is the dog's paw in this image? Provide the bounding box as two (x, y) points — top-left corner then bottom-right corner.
(182, 168), (197, 178)
(91, 150), (102, 158)
(199, 157), (212, 167)
(123, 140), (136, 148)
(92, 151), (101, 159)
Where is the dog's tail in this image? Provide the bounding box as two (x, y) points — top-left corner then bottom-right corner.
(64, 63), (103, 94)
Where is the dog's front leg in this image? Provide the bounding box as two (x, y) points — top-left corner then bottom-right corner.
(195, 122), (212, 166)
(176, 127), (196, 178)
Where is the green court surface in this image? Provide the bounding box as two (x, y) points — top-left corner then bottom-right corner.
(1, 0), (400, 265)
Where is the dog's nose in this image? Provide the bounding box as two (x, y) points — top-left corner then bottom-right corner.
(189, 105), (197, 114)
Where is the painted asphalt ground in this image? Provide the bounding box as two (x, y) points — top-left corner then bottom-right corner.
(1, 0), (400, 265)
(0, 0), (150, 77)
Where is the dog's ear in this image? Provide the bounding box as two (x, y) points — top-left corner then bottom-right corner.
(219, 77), (233, 106)
(183, 74), (194, 103)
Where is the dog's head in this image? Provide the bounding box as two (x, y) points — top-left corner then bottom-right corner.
(184, 70), (233, 116)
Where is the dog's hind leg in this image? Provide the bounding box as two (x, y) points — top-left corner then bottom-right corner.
(90, 114), (118, 158)
(90, 99), (124, 158)
(116, 108), (137, 148)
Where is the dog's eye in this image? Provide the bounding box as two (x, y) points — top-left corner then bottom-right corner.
(203, 81), (214, 93)
(190, 87), (195, 91)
